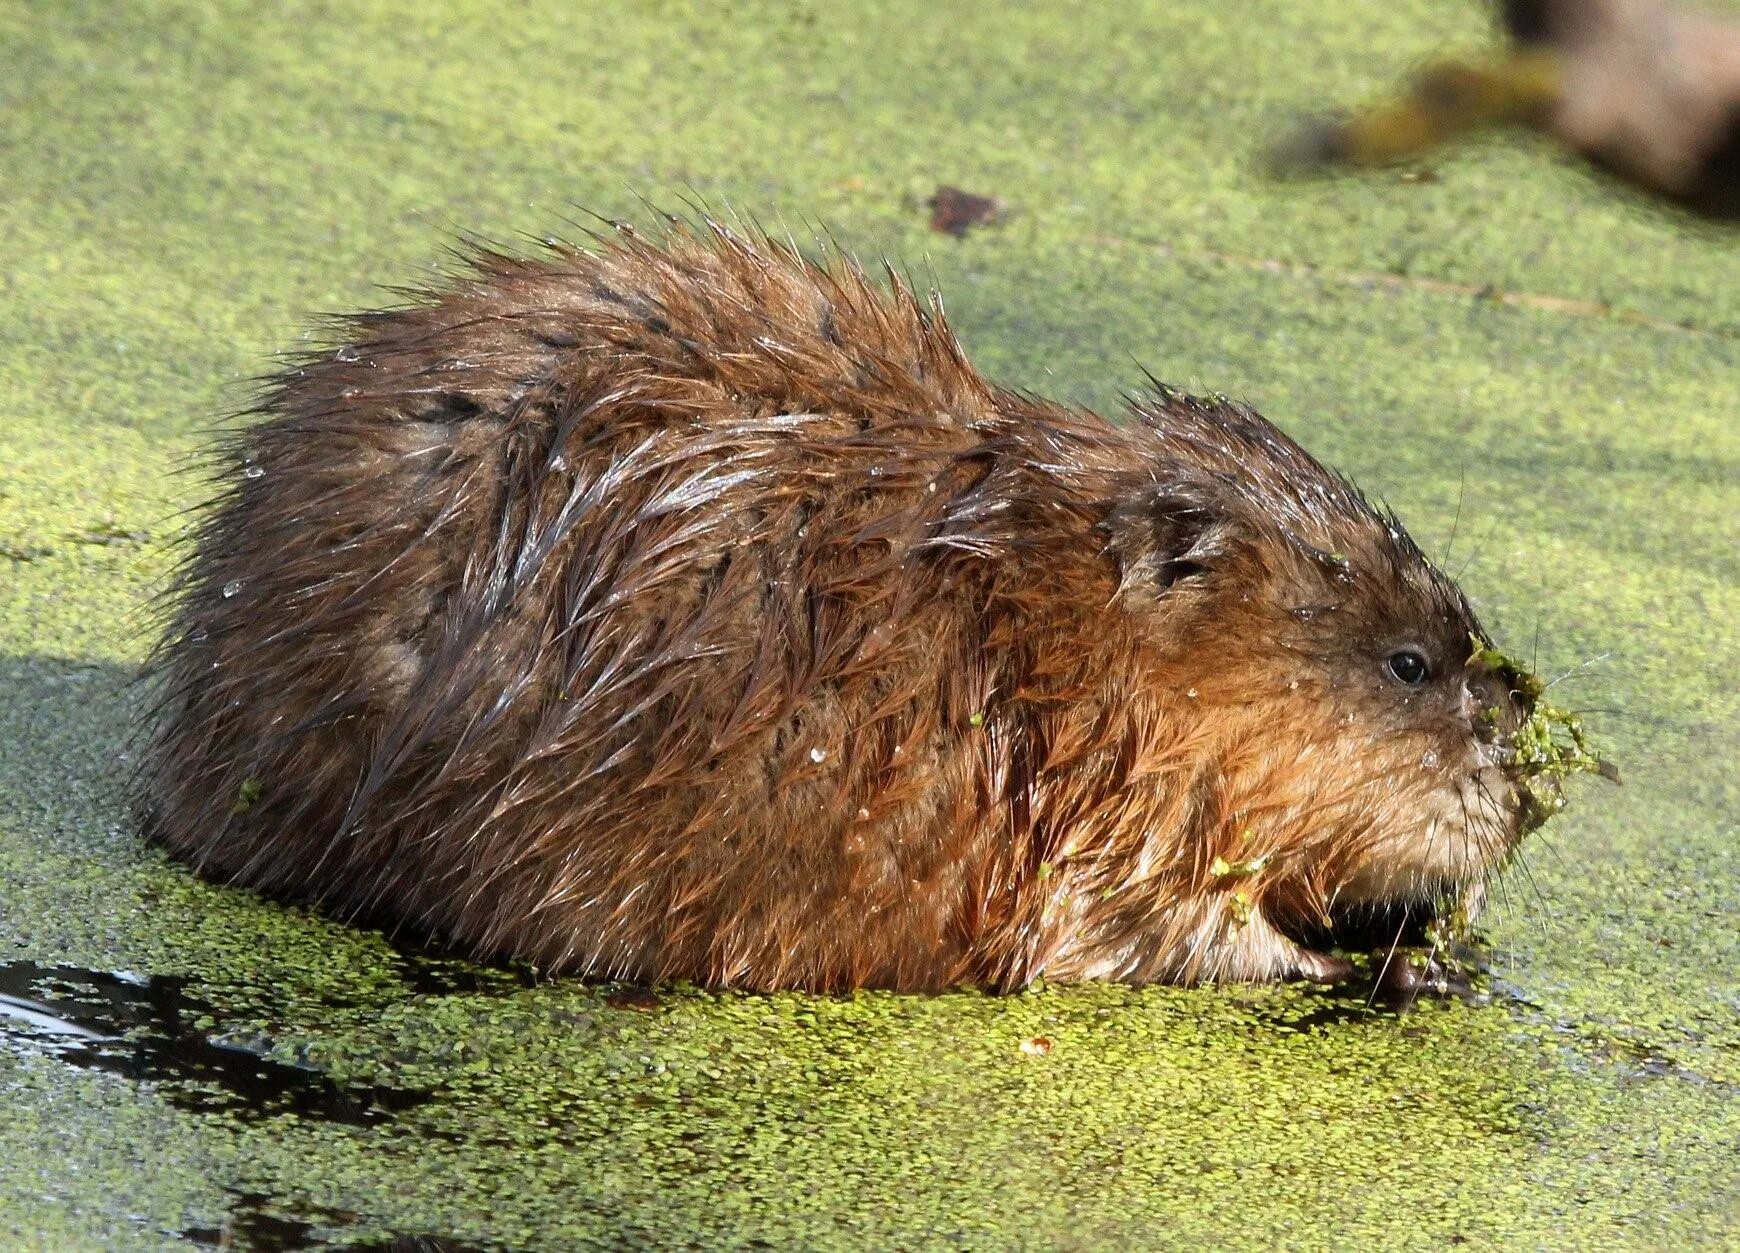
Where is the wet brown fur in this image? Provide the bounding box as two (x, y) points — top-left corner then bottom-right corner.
(139, 219), (1530, 991)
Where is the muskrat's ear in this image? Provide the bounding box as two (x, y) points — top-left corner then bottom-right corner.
(1103, 479), (1250, 602)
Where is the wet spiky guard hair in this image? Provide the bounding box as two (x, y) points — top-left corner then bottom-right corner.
(140, 217), (1552, 992)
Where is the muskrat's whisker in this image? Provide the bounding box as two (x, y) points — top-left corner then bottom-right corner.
(1468, 770), (1542, 936)
(1452, 512), (1505, 582)
(1544, 652), (1616, 691)
(1501, 857), (1552, 944)
(1487, 866), (1514, 926)
(1440, 466), (1467, 567)
(1528, 825), (1572, 876)
(1456, 782), (1487, 898)
(1367, 907), (1416, 1009)
(1507, 845), (1555, 928)
(1421, 808), (1444, 889)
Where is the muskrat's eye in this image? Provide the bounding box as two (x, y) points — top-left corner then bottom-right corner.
(1386, 649), (1432, 686)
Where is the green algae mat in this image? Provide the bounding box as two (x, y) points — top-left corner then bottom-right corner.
(2, 1), (1737, 1248)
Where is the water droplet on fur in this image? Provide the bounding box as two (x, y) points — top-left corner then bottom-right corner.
(1186, 688), (1199, 699)
(927, 481), (938, 493)
(222, 580), (242, 598)
(334, 345), (360, 363)
(243, 465), (265, 479)
(856, 807), (870, 820)
(809, 747), (827, 763)
(550, 454), (568, 472)
(1421, 749), (1442, 769)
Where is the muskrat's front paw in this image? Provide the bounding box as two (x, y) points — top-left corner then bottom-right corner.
(1374, 947), (1479, 1000)
(1207, 908), (1354, 985)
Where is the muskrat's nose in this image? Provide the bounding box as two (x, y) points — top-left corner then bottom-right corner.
(1465, 662), (1526, 738)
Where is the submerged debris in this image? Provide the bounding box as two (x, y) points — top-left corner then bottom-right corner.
(605, 986), (664, 1013)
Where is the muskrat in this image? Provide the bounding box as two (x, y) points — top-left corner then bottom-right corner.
(1277, 0), (1740, 220)
(140, 218), (1564, 992)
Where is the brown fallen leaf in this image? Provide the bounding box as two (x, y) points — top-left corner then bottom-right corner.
(928, 185), (1002, 237)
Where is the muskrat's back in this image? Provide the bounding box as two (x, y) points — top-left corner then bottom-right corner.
(143, 220), (1541, 991)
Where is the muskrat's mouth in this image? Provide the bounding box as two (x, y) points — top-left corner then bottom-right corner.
(1284, 894), (1445, 955)
(1283, 886), (1489, 1001)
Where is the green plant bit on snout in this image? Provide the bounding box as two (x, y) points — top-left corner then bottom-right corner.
(1470, 636), (1617, 835)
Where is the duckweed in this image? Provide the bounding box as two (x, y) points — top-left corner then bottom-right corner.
(1472, 637), (1614, 832)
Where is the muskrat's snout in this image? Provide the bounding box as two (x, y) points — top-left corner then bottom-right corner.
(1466, 653), (1527, 742)
(1463, 648), (1533, 800)
(1459, 646), (1542, 852)
(1462, 637), (1614, 845)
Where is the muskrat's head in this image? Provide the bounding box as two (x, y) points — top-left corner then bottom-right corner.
(1106, 392), (1606, 944)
